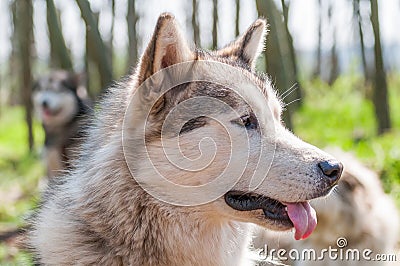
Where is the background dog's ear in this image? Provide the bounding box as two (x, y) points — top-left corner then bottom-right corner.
(74, 72), (89, 100)
(340, 174), (364, 192)
(63, 72), (88, 100)
(136, 13), (194, 85)
(217, 19), (267, 69)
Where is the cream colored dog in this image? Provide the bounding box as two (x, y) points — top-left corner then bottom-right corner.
(29, 14), (343, 265)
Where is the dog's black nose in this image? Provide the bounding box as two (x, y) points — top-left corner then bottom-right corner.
(318, 160), (343, 182)
(42, 100), (48, 108)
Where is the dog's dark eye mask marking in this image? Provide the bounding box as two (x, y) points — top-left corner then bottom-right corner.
(179, 116), (208, 135)
(61, 80), (78, 92)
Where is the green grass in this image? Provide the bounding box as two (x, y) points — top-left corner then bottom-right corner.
(0, 246), (32, 266)
(0, 107), (44, 265)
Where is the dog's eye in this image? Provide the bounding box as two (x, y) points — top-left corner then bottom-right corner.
(234, 115), (258, 130)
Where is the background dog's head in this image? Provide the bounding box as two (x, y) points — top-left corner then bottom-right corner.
(32, 70), (88, 128)
(307, 149), (399, 250)
(124, 13), (343, 240)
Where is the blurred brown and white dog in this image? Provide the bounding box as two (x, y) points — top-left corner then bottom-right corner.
(32, 70), (91, 178)
(253, 149), (399, 266)
(29, 14), (343, 265)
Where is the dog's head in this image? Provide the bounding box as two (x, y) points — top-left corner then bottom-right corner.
(32, 71), (88, 128)
(123, 13), (343, 240)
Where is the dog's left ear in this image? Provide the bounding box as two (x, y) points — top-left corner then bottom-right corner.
(217, 19), (267, 69)
(136, 13), (194, 85)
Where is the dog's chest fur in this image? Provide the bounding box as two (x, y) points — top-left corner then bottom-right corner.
(32, 134), (252, 265)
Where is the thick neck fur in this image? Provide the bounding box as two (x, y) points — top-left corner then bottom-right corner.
(35, 129), (251, 265)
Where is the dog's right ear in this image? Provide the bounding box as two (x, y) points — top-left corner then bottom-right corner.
(217, 19), (267, 69)
(136, 13), (194, 85)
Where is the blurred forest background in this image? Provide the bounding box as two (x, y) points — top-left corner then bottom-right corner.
(0, 0), (399, 264)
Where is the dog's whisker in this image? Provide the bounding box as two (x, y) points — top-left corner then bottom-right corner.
(280, 83), (298, 100)
(280, 84), (296, 98)
(284, 98), (301, 107)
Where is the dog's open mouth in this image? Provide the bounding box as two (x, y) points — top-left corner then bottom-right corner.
(43, 107), (61, 117)
(224, 191), (317, 240)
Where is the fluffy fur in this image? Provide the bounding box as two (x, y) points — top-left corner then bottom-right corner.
(29, 14), (342, 265)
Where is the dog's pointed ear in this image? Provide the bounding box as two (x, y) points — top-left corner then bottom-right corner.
(341, 174), (364, 192)
(74, 72), (89, 100)
(217, 19), (267, 69)
(136, 13), (194, 85)
(63, 72), (88, 100)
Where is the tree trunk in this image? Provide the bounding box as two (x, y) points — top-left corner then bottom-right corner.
(280, 0), (302, 106)
(85, 15), (91, 94)
(8, 0), (20, 105)
(46, 0), (73, 70)
(328, 2), (338, 85)
(212, 0), (218, 49)
(109, 0), (115, 73)
(235, 0), (240, 37)
(16, 0), (34, 151)
(191, 0), (200, 46)
(76, 0), (113, 92)
(127, 0), (139, 70)
(256, 0), (297, 130)
(85, 12), (102, 97)
(313, 0), (322, 78)
(353, 0), (369, 83)
(328, 36), (339, 85)
(370, 0), (391, 134)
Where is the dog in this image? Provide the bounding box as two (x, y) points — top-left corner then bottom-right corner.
(28, 14), (343, 265)
(253, 149), (399, 265)
(32, 70), (91, 178)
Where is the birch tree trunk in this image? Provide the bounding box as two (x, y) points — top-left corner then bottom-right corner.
(46, 0), (73, 70)
(353, 0), (369, 82)
(281, 0), (302, 106)
(127, 0), (139, 69)
(76, 0), (113, 91)
(370, 0), (391, 134)
(212, 0), (218, 49)
(313, 0), (322, 78)
(191, 0), (200, 46)
(16, 0), (34, 151)
(256, 0), (298, 130)
(235, 0), (240, 37)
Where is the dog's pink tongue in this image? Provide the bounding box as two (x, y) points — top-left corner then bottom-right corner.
(286, 202), (317, 240)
